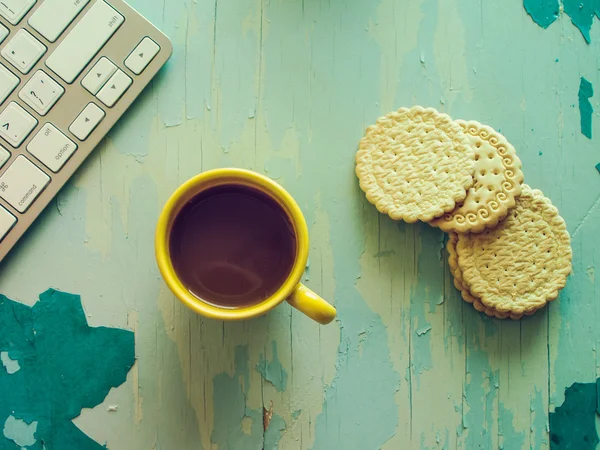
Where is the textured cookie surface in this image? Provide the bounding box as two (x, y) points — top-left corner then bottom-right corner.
(446, 233), (476, 304)
(356, 106), (475, 223)
(431, 120), (524, 233)
(456, 185), (572, 315)
(446, 232), (518, 319)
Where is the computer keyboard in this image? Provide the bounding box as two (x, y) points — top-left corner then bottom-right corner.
(0, 0), (172, 262)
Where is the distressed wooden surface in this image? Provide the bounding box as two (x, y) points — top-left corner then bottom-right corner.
(0, 0), (599, 448)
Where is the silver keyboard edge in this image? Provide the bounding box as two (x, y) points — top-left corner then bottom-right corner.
(0, 0), (173, 263)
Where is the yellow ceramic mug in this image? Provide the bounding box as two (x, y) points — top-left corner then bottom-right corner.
(155, 168), (336, 325)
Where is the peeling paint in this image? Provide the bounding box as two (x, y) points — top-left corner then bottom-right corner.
(563, 0), (600, 43)
(264, 414), (286, 450)
(3, 416), (37, 448)
(1, 0), (596, 447)
(531, 388), (548, 448)
(0, 352), (20, 375)
(256, 342), (288, 392)
(411, 225), (445, 378)
(524, 0), (560, 28)
(525, 0), (600, 42)
(212, 346), (286, 450)
(416, 325), (432, 336)
(498, 403), (526, 450)
(0, 290), (134, 449)
(550, 380), (600, 449)
(578, 77), (594, 139)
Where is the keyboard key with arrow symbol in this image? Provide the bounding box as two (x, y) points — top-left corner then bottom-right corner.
(82, 57), (117, 95)
(125, 37), (161, 75)
(97, 69), (132, 108)
(69, 103), (105, 141)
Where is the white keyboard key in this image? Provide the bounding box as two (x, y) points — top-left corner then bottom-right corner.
(28, 123), (77, 172)
(0, 155), (50, 213)
(2, 29), (46, 74)
(96, 69), (131, 107)
(0, 102), (38, 147)
(82, 57), (117, 95)
(69, 102), (104, 140)
(18, 70), (64, 115)
(46, 1), (124, 83)
(0, 23), (9, 44)
(0, 0), (36, 25)
(0, 145), (9, 168)
(28, 0), (91, 42)
(125, 37), (160, 75)
(0, 205), (16, 241)
(0, 64), (19, 104)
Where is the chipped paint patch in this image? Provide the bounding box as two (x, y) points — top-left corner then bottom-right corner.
(212, 346), (286, 450)
(0, 290), (135, 449)
(578, 77), (594, 139)
(0, 352), (20, 375)
(256, 341), (288, 392)
(416, 325), (432, 336)
(524, 0), (560, 28)
(498, 403), (526, 450)
(3, 416), (37, 447)
(264, 414), (286, 450)
(525, 0), (600, 42)
(549, 380), (599, 449)
(563, 0), (599, 43)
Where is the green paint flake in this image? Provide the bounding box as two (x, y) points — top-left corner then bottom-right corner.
(525, 0), (600, 41)
(291, 409), (302, 420)
(212, 346), (286, 450)
(596, 162), (600, 174)
(563, 0), (598, 43)
(410, 225), (445, 378)
(212, 346), (263, 450)
(255, 341), (288, 392)
(416, 325), (432, 336)
(532, 388), (549, 446)
(0, 289), (135, 450)
(263, 414), (286, 450)
(549, 380), (600, 449)
(464, 359), (499, 449)
(524, 0), (560, 28)
(498, 403), (526, 450)
(596, 379), (600, 414)
(579, 77), (594, 139)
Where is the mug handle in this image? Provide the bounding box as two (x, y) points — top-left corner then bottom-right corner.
(287, 284), (336, 324)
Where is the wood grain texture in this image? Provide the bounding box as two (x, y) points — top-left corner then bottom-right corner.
(0, 0), (598, 448)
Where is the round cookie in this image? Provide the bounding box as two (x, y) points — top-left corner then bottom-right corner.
(446, 232), (519, 320)
(356, 106), (475, 223)
(431, 120), (524, 233)
(456, 185), (572, 316)
(446, 232), (477, 304)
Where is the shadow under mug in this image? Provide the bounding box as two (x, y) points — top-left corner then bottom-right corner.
(155, 168), (337, 325)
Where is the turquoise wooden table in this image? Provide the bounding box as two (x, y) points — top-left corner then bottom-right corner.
(0, 0), (599, 448)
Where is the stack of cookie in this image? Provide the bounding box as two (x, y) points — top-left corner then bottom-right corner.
(356, 106), (572, 319)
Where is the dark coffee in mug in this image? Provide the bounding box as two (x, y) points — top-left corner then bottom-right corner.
(169, 184), (297, 308)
